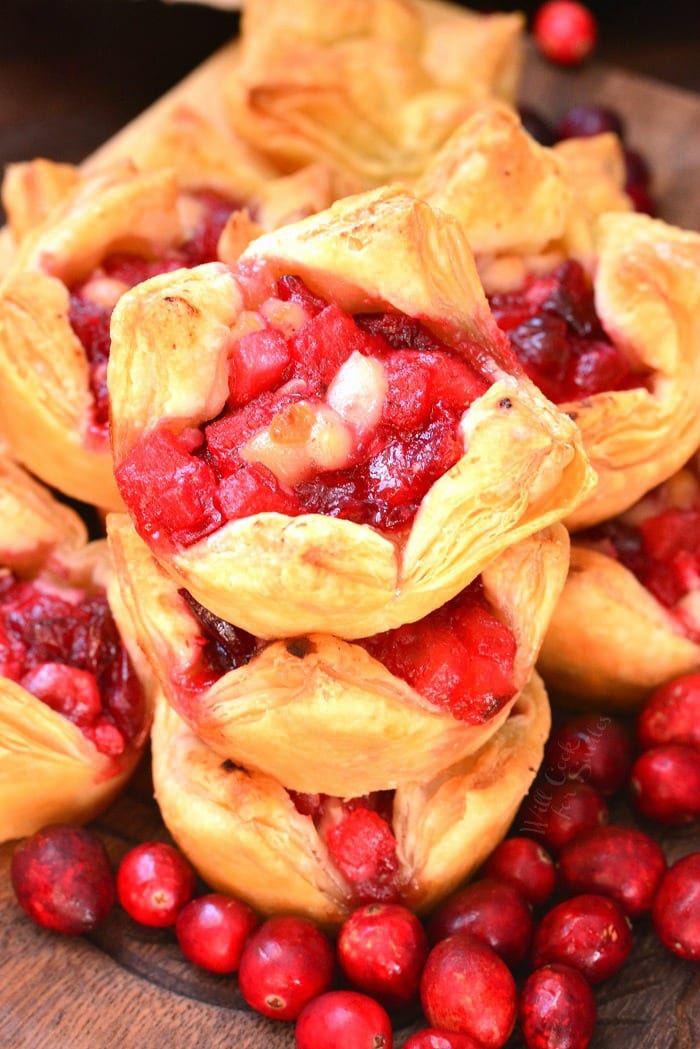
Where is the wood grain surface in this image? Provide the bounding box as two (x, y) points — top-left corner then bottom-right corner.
(1, 7), (700, 1049)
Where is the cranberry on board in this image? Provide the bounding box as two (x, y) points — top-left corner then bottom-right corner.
(420, 932), (517, 1049)
(517, 779), (609, 852)
(555, 104), (625, 141)
(628, 744), (700, 824)
(11, 824), (115, 935)
(532, 2), (598, 67)
(541, 713), (634, 796)
(336, 902), (428, 1010)
(116, 841), (196, 928)
(482, 837), (556, 908)
(403, 1030), (484, 1048)
(425, 878), (533, 966)
(637, 673), (700, 751)
(557, 825), (667, 918)
(238, 915), (335, 1021)
(295, 990), (393, 1049)
(175, 893), (258, 974)
(530, 893), (632, 984)
(651, 852), (700, 961)
(519, 963), (597, 1049)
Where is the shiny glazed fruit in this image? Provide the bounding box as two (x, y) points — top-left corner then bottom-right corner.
(628, 744), (700, 824)
(482, 837), (556, 908)
(116, 841), (196, 927)
(420, 933), (517, 1048)
(11, 824), (115, 935)
(175, 893), (258, 974)
(637, 674), (700, 751)
(532, 2), (597, 67)
(403, 1030), (484, 1049)
(519, 963), (596, 1049)
(295, 990), (393, 1049)
(651, 852), (700, 961)
(531, 893), (632, 984)
(337, 902), (428, 1009)
(426, 878), (533, 966)
(238, 915), (335, 1021)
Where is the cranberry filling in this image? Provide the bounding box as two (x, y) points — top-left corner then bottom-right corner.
(117, 277), (492, 549)
(0, 570), (144, 756)
(580, 507), (700, 641)
(67, 191), (240, 438)
(288, 790), (401, 907)
(488, 259), (647, 403)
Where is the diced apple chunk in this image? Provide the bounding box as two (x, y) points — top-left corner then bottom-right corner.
(260, 296), (311, 336)
(326, 350), (387, 442)
(241, 400), (353, 486)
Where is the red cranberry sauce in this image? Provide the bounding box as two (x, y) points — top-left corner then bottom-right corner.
(117, 275), (492, 551)
(0, 570), (144, 756)
(68, 191), (240, 438)
(288, 789), (402, 907)
(488, 259), (647, 404)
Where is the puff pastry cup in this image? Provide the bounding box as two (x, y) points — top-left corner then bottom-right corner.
(107, 184), (593, 640)
(538, 454), (700, 710)
(0, 154), (342, 511)
(107, 511), (568, 795)
(224, 0), (524, 188)
(151, 671), (550, 927)
(416, 103), (700, 530)
(0, 448), (152, 843)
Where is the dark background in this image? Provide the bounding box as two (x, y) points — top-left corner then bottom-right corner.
(0, 0), (697, 174)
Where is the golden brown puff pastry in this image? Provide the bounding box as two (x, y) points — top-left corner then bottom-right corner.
(0, 454), (153, 843)
(538, 456), (700, 710)
(107, 185), (593, 640)
(416, 103), (700, 529)
(224, 0), (523, 188)
(107, 511), (568, 795)
(151, 672), (550, 927)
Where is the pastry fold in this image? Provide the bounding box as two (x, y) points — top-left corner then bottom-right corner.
(108, 185), (594, 639)
(151, 672), (550, 927)
(108, 512), (567, 795)
(0, 453), (152, 843)
(416, 103), (700, 529)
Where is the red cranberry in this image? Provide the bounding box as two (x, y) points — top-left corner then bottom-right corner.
(651, 852), (700, 961)
(557, 825), (667, 918)
(420, 933), (517, 1048)
(532, 2), (598, 67)
(295, 990), (393, 1049)
(116, 841), (196, 928)
(518, 779), (608, 852)
(626, 183), (656, 216)
(519, 963), (596, 1049)
(628, 744), (700, 824)
(518, 105), (557, 146)
(542, 714), (634, 795)
(175, 893), (258, 974)
(555, 104), (625, 141)
(426, 878), (533, 966)
(482, 837), (556, 908)
(11, 824), (115, 935)
(238, 915), (335, 1021)
(531, 893), (632, 984)
(637, 674), (700, 751)
(403, 1030), (483, 1048)
(337, 902), (428, 1010)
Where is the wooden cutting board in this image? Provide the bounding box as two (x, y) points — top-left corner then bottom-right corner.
(1, 33), (699, 1049)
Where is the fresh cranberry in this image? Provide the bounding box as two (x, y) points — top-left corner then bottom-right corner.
(541, 714), (634, 795)
(557, 825), (667, 918)
(518, 105), (557, 146)
(531, 893), (632, 984)
(555, 104), (625, 141)
(403, 1030), (483, 1049)
(517, 779), (608, 852)
(628, 744), (700, 824)
(238, 915), (335, 1021)
(175, 893), (258, 974)
(519, 964), (596, 1049)
(651, 852), (700, 961)
(482, 837), (556, 908)
(11, 824), (115, 935)
(426, 878), (533, 966)
(623, 147), (651, 189)
(116, 841), (196, 928)
(420, 933), (517, 1048)
(532, 2), (598, 67)
(625, 183), (656, 216)
(337, 902), (428, 1010)
(295, 990), (393, 1049)
(637, 674), (700, 751)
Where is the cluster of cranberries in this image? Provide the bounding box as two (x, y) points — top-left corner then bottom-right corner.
(9, 672), (700, 1048)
